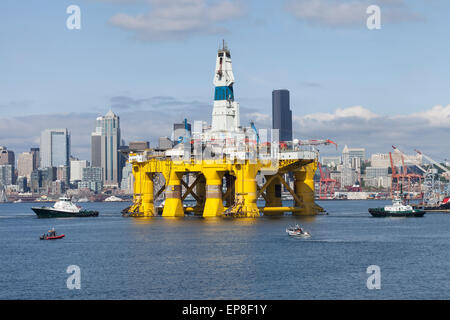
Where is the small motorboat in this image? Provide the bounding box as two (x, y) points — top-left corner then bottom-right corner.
(40, 228), (65, 240)
(286, 224), (310, 237)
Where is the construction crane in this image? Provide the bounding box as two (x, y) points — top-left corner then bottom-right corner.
(415, 149), (450, 180)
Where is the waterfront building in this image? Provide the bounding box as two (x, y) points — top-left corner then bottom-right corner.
(40, 129), (70, 168)
(272, 89), (293, 142)
(91, 110), (122, 188)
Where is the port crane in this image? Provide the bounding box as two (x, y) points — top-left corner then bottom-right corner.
(391, 146), (423, 199)
(415, 150), (450, 180)
(317, 162), (339, 199)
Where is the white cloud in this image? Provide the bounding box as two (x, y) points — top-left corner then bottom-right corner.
(298, 106), (378, 122)
(108, 0), (246, 41)
(408, 105), (450, 127)
(290, 105), (450, 159)
(1, 103), (449, 162)
(285, 0), (422, 27)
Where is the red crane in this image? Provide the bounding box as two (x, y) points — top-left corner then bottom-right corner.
(317, 162), (339, 199)
(392, 146), (423, 199)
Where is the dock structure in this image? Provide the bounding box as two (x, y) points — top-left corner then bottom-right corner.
(123, 42), (325, 217)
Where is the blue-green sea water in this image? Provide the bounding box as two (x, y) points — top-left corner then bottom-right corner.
(1, 200), (450, 299)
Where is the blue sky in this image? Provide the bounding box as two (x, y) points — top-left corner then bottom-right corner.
(1, 0), (450, 161)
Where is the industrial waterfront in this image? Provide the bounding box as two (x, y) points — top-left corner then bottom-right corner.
(2, 200), (450, 299)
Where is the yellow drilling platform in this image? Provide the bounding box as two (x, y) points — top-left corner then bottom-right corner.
(122, 42), (330, 218)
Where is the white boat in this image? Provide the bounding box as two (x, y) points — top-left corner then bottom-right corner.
(31, 196), (98, 218)
(76, 197), (89, 203)
(104, 196), (123, 202)
(13, 199), (23, 203)
(286, 224), (311, 237)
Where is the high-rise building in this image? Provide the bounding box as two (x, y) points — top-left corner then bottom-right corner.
(79, 167), (103, 193)
(70, 160), (89, 182)
(0, 165), (14, 186)
(0, 146), (15, 166)
(30, 167), (56, 194)
(120, 163), (134, 194)
(30, 147), (40, 170)
(347, 147), (366, 162)
(158, 137), (172, 150)
(172, 119), (191, 145)
(272, 89), (293, 142)
(40, 129), (70, 168)
(17, 152), (34, 179)
(341, 145), (356, 187)
(129, 141), (149, 152)
(91, 111), (122, 187)
(56, 165), (70, 186)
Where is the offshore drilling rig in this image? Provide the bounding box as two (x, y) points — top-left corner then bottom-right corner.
(123, 42), (331, 218)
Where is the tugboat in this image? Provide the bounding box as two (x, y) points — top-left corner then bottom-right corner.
(286, 224), (311, 237)
(417, 197), (450, 212)
(40, 228), (65, 240)
(32, 196), (99, 218)
(369, 197), (425, 217)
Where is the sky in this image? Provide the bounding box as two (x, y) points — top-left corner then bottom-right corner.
(1, 0), (450, 162)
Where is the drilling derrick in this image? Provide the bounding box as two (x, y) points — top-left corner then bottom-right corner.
(123, 43), (332, 218)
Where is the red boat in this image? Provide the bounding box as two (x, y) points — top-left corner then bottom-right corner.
(40, 228), (65, 240)
(41, 234), (65, 240)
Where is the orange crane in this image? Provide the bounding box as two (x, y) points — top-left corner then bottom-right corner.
(317, 162), (339, 199)
(392, 146), (423, 199)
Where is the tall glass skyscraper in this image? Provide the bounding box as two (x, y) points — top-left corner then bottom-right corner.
(91, 110), (122, 187)
(39, 129), (70, 168)
(272, 89), (293, 142)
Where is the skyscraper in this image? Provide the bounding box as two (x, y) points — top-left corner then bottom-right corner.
(272, 89), (293, 142)
(17, 152), (34, 179)
(91, 110), (122, 187)
(30, 147), (40, 170)
(0, 146), (15, 184)
(40, 129), (70, 168)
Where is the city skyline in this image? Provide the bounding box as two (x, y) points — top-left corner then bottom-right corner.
(1, 0), (450, 161)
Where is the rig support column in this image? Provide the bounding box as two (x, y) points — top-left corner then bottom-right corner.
(133, 165), (143, 213)
(233, 162), (260, 217)
(142, 172), (155, 216)
(162, 171), (184, 217)
(264, 174), (283, 216)
(294, 162), (317, 215)
(194, 174), (206, 215)
(203, 168), (224, 217)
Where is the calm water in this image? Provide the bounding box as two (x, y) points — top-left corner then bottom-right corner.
(1, 200), (450, 300)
